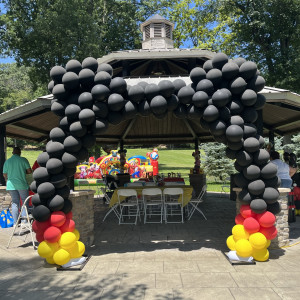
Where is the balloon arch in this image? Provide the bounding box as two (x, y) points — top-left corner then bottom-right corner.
(32, 53), (280, 265)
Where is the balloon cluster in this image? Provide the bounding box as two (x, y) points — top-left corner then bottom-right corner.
(227, 204), (277, 261)
(34, 211), (85, 265)
(32, 53), (280, 265)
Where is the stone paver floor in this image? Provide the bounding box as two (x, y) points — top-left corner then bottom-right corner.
(0, 192), (300, 299)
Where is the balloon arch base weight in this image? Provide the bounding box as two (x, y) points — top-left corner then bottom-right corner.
(222, 251), (256, 266)
(56, 254), (91, 271)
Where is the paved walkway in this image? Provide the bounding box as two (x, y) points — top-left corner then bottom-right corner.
(1, 193), (300, 299)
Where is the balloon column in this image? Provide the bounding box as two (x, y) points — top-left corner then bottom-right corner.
(227, 204), (277, 261)
(150, 148), (159, 176)
(31, 53), (279, 265)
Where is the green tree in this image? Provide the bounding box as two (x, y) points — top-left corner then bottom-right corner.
(222, 0), (300, 93)
(202, 142), (235, 181)
(0, 0), (163, 86)
(0, 63), (46, 113)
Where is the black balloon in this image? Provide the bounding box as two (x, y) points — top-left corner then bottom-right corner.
(262, 187), (279, 204)
(91, 84), (110, 101)
(37, 152), (50, 168)
(239, 188), (253, 203)
(243, 123), (257, 139)
(244, 137), (260, 153)
(150, 95), (167, 115)
(123, 101), (137, 119)
(212, 89), (230, 107)
(128, 85), (144, 103)
(78, 92), (93, 109)
(242, 107), (258, 123)
(46, 158), (64, 175)
(247, 75), (265, 93)
(248, 179), (265, 196)
(236, 150), (253, 167)
(33, 167), (49, 183)
(174, 104), (187, 118)
(243, 165), (261, 180)
(77, 147), (89, 161)
(92, 119), (108, 135)
(229, 116), (244, 127)
(250, 199), (267, 214)
(261, 163), (278, 179)
(222, 62), (239, 80)
(79, 68), (95, 88)
(62, 72), (79, 90)
(93, 102), (109, 118)
(66, 59), (82, 74)
(47, 195), (65, 211)
(30, 181), (38, 193)
(64, 136), (82, 153)
(94, 71), (111, 87)
(239, 61), (257, 80)
(178, 86), (195, 104)
(62, 199), (73, 214)
(37, 182), (55, 199)
(158, 80), (175, 98)
(254, 94), (266, 110)
(173, 79), (186, 95)
(233, 57), (246, 67)
(219, 106), (231, 122)
(79, 108), (95, 125)
(241, 89), (257, 107)
(192, 91), (209, 108)
(267, 201), (281, 215)
(264, 176), (281, 188)
(69, 121), (87, 137)
(253, 149), (270, 165)
(212, 53), (228, 69)
(203, 105), (219, 123)
(209, 120), (226, 136)
(32, 205), (51, 222)
(82, 57), (98, 72)
(227, 140), (243, 151)
(97, 63), (113, 75)
(203, 59), (213, 72)
(50, 66), (66, 83)
(226, 125), (244, 142)
(227, 99), (244, 115)
(196, 79), (214, 96)
(138, 100), (151, 116)
(108, 93), (125, 111)
(65, 104), (81, 121)
(226, 148), (237, 159)
(50, 173), (67, 189)
(206, 69), (222, 87)
(109, 77), (127, 94)
(56, 185), (70, 200)
(229, 77), (247, 95)
(167, 94), (179, 111)
(107, 111), (123, 125)
(51, 100), (67, 116)
(62, 152), (79, 168)
(190, 67), (206, 84)
(50, 127), (66, 143)
(234, 173), (249, 188)
(46, 141), (64, 159)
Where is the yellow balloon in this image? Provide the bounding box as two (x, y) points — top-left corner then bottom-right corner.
(235, 239), (253, 257)
(38, 241), (59, 258)
(68, 241), (86, 258)
(59, 232), (77, 249)
(266, 239), (271, 248)
(252, 248), (269, 262)
(226, 235), (236, 251)
(232, 224), (249, 240)
(73, 229), (80, 241)
(46, 256), (56, 264)
(53, 248), (71, 265)
(249, 232), (267, 250)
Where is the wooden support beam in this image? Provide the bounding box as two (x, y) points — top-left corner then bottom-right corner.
(9, 122), (49, 135)
(182, 118), (197, 139)
(0, 125), (6, 185)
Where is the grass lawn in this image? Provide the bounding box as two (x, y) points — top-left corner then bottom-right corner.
(9, 148), (227, 192)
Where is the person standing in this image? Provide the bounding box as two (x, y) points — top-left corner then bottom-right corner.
(270, 151), (292, 188)
(3, 147), (32, 225)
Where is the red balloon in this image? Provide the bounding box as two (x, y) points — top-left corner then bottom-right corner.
(59, 218), (76, 233)
(256, 211), (276, 228)
(36, 232), (44, 243)
(235, 213), (245, 225)
(243, 217), (260, 234)
(50, 211), (66, 227)
(240, 205), (256, 218)
(32, 220), (51, 233)
(65, 211), (73, 219)
(43, 226), (62, 243)
(260, 225), (277, 240)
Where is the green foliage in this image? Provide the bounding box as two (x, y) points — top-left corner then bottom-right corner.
(0, 0), (164, 86)
(0, 63), (46, 113)
(221, 0), (300, 93)
(202, 142), (235, 181)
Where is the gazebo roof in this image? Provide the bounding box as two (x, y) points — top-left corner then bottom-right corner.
(0, 84), (299, 145)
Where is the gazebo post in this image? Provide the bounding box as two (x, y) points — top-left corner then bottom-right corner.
(194, 138), (198, 151)
(269, 130), (275, 150)
(0, 125), (6, 186)
(255, 109), (264, 136)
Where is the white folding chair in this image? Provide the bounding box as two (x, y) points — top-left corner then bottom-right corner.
(144, 182), (156, 186)
(221, 177), (230, 194)
(102, 187), (120, 222)
(187, 185), (207, 220)
(163, 187), (184, 224)
(117, 189), (141, 225)
(142, 188), (163, 223)
(7, 196), (36, 250)
(126, 182), (144, 187)
(164, 181), (185, 186)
